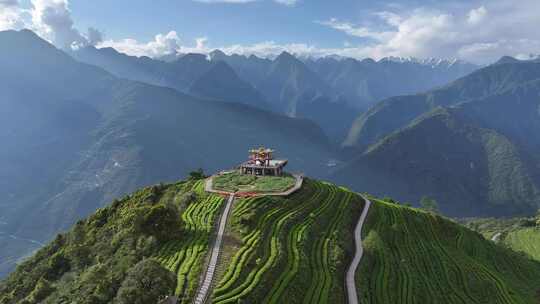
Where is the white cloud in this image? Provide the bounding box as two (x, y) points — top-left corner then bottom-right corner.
(195, 37), (208, 50)
(317, 18), (392, 41)
(317, 0), (540, 64)
(0, 0), (103, 49)
(467, 6), (487, 25)
(99, 31), (181, 57)
(273, 0), (298, 6)
(192, 0), (257, 3)
(32, 0), (75, 47)
(192, 0), (298, 5)
(31, 0), (90, 49)
(1, 0), (539, 64)
(0, 0), (27, 31)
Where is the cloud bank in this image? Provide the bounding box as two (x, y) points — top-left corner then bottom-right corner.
(0, 0), (26, 31)
(100, 31), (182, 58)
(0, 0), (539, 63)
(0, 0), (103, 49)
(192, 0), (298, 5)
(318, 0), (540, 63)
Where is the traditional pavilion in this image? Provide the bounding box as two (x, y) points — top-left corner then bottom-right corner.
(239, 147), (288, 176)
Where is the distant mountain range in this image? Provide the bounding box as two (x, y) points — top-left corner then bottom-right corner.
(71, 46), (478, 141)
(2, 28), (537, 280)
(0, 29), (334, 277)
(336, 59), (540, 217)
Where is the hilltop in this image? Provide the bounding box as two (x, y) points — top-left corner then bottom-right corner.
(2, 175), (540, 303)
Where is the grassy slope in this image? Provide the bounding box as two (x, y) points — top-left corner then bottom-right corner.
(504, 229), (540, 262)
(464, 217), (540, 263)
(0, 179), (223, 304)
(358, 199), (540, 304)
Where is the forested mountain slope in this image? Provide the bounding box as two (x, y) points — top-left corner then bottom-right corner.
(0, 29), (334, 278)
(344, 60), (540, 149)
(335, 60), (540, 217)
(333, 107), (540, 217)
(72, 47), (477, 141)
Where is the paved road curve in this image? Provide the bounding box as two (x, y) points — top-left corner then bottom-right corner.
(194, 194), (235, 304)
(345, 195), (372, 304)
(491, 232), (502, 242)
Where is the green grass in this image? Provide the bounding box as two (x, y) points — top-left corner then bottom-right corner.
(463, 217), (540, 263)
(212, 171), (296, 193)
(504, 228), (540, 262)
(357, 199), (540, 304)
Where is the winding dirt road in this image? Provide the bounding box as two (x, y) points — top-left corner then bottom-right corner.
(345, 195), (372, 304)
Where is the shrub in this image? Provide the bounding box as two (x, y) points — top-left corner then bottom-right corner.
(26, 278), (55, 303)
(45, 251), (71, 280)
(420, 196), (439, 213)
(188, 169), (207, 180)
(115, 260), (176, 304)
(136, 204), (182, 241)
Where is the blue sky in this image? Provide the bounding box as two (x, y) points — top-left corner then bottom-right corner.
(64, 0), (468, 48)
(2, 0), (540, 63)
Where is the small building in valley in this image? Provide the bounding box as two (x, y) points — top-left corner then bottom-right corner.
(239, 147), (288, 176)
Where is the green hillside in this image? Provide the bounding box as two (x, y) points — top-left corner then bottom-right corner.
(465, 217), (540, 262)
(344, 61), (540, 150)
(359, 200), (540, 303)
(333, 108), (540, 216)
(211, 179), (363, 303)
(0, 178), (225, 304)
(504, 229), (540, 262)
(337, 61), (540, 218)
(3, 177), (540, 303)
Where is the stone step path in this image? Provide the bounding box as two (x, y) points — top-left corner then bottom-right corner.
(345, 195), (372, 304)
(193, 194), (235, 304)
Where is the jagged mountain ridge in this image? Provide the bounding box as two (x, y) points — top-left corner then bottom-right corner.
(334, 62), (540, 216)
(344, 60), (540, 149)
(71, 46), (478, 141)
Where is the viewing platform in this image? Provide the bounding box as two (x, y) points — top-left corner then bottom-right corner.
(205, 147), (303, 197)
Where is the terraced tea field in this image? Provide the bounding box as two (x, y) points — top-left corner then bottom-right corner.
(154, 180), (225, 304)
(357, 199), (540, 304)
(212, 179), (364, 303)
(5, 175), (540, 304)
